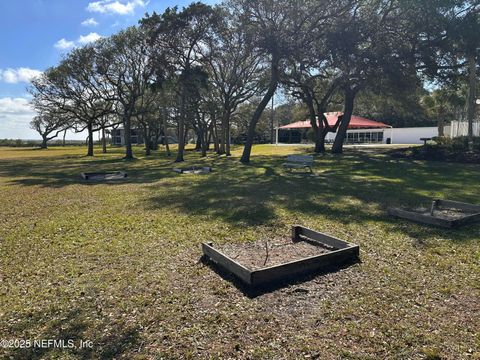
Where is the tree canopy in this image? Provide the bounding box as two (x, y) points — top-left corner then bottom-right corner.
(27, 0), (480, 157)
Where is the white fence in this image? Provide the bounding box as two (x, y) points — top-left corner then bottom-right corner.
(448, 121), (480, 138)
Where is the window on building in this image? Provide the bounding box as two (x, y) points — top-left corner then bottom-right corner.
(344, 131), (384, 144)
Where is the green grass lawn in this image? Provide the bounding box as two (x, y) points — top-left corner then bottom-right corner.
(0, 144), (479, 359)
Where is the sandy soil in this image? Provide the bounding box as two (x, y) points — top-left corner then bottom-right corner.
(84, 172), (126, 181)
(218, 237), (332, 270)
(414, 206), (477, 220)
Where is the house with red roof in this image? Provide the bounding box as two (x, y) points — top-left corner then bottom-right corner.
(277, 112), (394, 145)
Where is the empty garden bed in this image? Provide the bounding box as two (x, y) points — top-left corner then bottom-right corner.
(388, 199), (480, 228)
(81, 171), (127, 181)
(173, 166), (212, 175)
(202, 226), (360, 287)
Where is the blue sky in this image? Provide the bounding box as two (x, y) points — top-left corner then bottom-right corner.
(0, 0), (216, 140)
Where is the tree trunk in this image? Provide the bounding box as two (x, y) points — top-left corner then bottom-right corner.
(101, 128), (107, 153)
(163, 128), (171, 157)
(161, 109), (171, 156)
(206, 127), (212, 150)
(212, 118), (219, 153)
(303, 93), (326, 154)
(203, 127), (209, 157)
(332, 88), (356, 154)
(62, 130), (67, 146)
(195, 130), (202, 151)
(437, 105), (445, 137)
(87, 122), (94, 156)
(225, 113), (232, 156)
(41, 135), (48, 149)
(218, 113), (226, 155)
(153, 127), (159, 150)
(240, 56), (279, 164)
(315, 114), (335, 153)
(198, 126), (207, 157)
(176, 85), (187, 162)
(270, 96), (275, 144)
(315, 129), (328, 153)
(184, 125), (189, 147)
(124, 111), (134, 160)
(467, 54), (476, 151)
(144, 126), (151, 156)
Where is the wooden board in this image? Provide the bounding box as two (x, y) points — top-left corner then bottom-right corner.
(388, 199), (480, 228)
(437, 200), (480, 213)
(251, 246), (359, 286)
(202, 243), (252, 284)
(202, 226), (360, 287)
(388, 208), (454, 228)
(452, 212), (480, 227)
(294, 225), (353, 249)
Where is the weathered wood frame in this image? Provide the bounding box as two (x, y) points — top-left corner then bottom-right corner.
(388, 199), (480, 228)
(80, 171), (127, 181)
(172, 166), (212, 174)
(202, 226), (360, 287)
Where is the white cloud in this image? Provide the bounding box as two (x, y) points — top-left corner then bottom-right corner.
(0, 97), (88, 140)
(54, 38), (75, 50)
(0, 97), (37, 138)
(0, 68), (42, 84)
(0, 97), (33, 115)
(78, 32), (102, 44)
(86, 0), (147, 15)
(0, 97), (89, 140)
(54, 33), (102, 51)
(81, 17), (99, 27)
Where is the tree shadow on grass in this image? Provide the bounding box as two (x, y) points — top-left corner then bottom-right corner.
(2, 306), (140, 360)
(3, 147), (480, 243)
(200, 254), (362, 298)
(143, 153), (480, 242)
(386, 215), (480, 245)
(0, 151), (215, 188)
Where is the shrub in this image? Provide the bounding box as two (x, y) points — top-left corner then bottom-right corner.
(432, 136), (452, 147)
(431, 136), (480, 152)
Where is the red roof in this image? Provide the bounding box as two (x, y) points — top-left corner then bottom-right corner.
(279, 112), (390, 130)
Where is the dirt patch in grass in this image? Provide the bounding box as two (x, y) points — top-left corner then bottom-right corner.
(82, 172), (127, 181)
(218, 236), (332, 270)
(413, 207), (477, 220)
(173, 166), (212, 175)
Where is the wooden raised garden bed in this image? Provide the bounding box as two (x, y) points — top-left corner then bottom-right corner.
(81, 171), (127, 181)
(173, 166), (212, 175)
(388, 199), (480, 228)
(202, 225), (360, 287)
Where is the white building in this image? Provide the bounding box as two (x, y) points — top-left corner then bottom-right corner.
(277, 113), (479, 145)
(389, 127), (438, 145)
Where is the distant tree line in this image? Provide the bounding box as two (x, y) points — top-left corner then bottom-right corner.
(28, 0), (480, 160)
